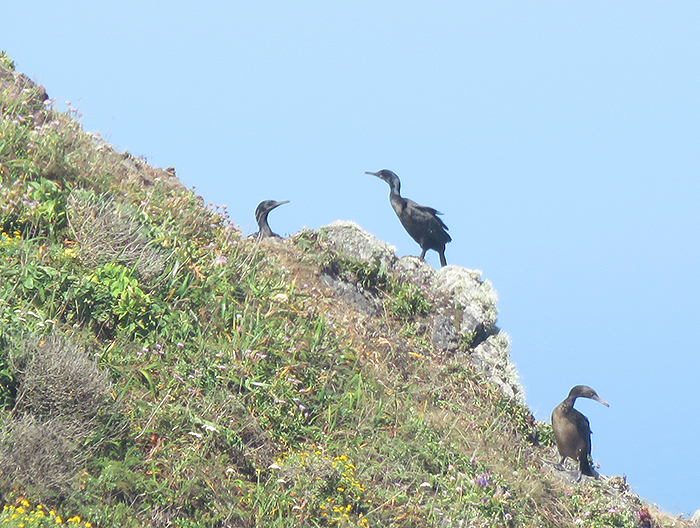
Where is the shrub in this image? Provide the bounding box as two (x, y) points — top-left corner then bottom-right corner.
(9, 333), (111, 421)
(0, 333), (117, 501)
(0, 414), (88, 498)
(68, 190), (166, 282)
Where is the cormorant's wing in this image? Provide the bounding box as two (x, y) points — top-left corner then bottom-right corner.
(405, 200), (449, 227)
(415, 204), (444, 217)
(575, 412), (593, 447)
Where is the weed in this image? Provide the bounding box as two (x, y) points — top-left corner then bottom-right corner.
(388, 280), (432, 318)
(0, 51), (15, 70)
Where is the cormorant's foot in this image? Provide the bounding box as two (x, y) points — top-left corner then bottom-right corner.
(543, 459), (567, 472)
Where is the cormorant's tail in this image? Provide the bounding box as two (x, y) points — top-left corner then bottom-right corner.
(579, 454), (595, 477)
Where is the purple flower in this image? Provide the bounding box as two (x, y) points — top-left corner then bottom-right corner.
(474, 472), (489, 487)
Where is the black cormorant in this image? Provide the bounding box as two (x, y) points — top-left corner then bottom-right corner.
(366, 169), (451, 267)
(551, 385), (609, 479)
(252, 200), (289, 239)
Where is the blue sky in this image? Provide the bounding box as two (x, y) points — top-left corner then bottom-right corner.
(4, 1), (699, 516)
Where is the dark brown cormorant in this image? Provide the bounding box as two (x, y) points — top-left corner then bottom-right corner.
(252, 200), (289, 239)
(551, 385), (609, 479)
(366, 169), (451, 267)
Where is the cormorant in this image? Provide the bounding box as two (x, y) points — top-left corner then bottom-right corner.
(551, 385), (609, 479)
(252, 199), (289, 239)
(366, 169), (451, 267)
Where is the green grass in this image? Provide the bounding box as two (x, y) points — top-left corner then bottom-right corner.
(0, 52), (689, 528)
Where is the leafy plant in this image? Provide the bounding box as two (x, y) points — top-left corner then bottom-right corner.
(26, 178), (68, 234)
(86, 263), (157, 336)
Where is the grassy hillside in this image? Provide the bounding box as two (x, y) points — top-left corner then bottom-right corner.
(0, 51), (690, 528)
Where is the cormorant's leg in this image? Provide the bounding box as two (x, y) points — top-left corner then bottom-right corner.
(419, 248), (427, 260)
(439, 251), (447, 267)
(554, 456), (567, 471)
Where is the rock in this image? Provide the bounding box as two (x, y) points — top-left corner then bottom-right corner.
(0, 64), (49, 106)
(431, 314), (460, 352)
(393, 256), (436, 288)
(470, 333), (524, 403)
(315, 221), (524, 402)
(319, 273), (382, 317)
(318, 221), (397, 270)
(431, 266), (499, 348)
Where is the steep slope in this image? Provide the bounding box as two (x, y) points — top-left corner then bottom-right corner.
(0, 52), (691, 528)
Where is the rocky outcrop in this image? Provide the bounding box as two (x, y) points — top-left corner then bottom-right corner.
(0, 61), (49, 108)
(319, 220), (397, 270)
(316, 220), (524, 403)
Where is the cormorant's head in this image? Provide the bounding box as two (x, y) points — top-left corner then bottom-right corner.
(365, 170), (402, 194)
(255, 199), (289, 222)
(365, 169), (398, 182)
(568, 385), (609, 407)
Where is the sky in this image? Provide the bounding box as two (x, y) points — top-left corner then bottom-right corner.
(3, 1), (699, 516)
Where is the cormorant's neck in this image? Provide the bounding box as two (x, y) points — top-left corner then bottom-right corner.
(386, 176), (401, 197)
(257, 214), (273, 237)
(563, 395), (579, 410)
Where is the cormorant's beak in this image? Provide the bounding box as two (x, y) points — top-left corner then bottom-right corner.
(365, 171), (381, 178)
(271, 200), (290, 209)
(593, 395), (609, 407)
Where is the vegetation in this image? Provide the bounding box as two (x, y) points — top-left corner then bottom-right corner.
(0, 51), (690, 527)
